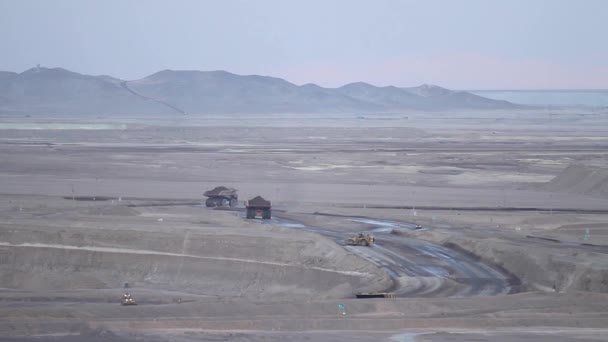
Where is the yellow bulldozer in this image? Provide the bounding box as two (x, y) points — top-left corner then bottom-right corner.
(346, 233), (375, 246)
(121, 293), (137, 306)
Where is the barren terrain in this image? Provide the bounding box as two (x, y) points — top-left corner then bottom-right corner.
(1, 109), (608, 341)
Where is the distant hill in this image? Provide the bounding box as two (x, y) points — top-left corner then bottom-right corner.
(127, 70), (378, 114)
(544, 164), (608, 198)
(0, 67), (522, 116)
(403, 84), (518, 109)
(470, 89), (608, 107)
(336, 82), (426, 110)
(0, 67), (169, 115)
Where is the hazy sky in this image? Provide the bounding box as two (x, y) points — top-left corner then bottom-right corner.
(1, 0), (606, 89)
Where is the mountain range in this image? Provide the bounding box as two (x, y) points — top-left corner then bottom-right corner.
(0, 67), (521, 115)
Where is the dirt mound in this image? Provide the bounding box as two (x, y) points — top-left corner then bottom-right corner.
(544, 164), (608, 198)
(0, 220), (390, 300)
(402, 230), (608, 294)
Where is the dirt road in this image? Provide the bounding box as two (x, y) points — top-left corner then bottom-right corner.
(263, 214), (517, 298)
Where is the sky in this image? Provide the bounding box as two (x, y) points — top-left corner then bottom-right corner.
(0, 0), (607, 89)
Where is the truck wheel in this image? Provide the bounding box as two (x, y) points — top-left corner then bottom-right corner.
(246, 208), (254, 219)
(205, 198), (215, 207)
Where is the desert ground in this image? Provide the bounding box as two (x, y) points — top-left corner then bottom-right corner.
(1, 109), (608, 341)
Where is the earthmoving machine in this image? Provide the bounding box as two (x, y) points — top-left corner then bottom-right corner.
(245, 196), (271, 219)
(204, 186), (238, 207)
(121, 292), (137, 306)
(346, 233), (375, 246)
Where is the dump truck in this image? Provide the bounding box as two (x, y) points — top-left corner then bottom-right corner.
(346, 233), (375, 246)
(245, 196), (271, 219)
(204, 186), (238, 207)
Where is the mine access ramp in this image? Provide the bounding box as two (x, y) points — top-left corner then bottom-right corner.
(245, 196), (271, 219)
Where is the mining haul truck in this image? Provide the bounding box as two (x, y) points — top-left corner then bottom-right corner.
(245, 196), (271, 219)
(204, 186), (238, 207)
